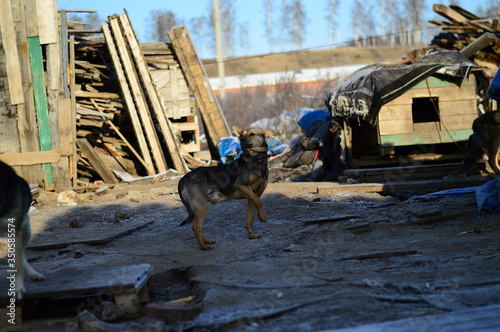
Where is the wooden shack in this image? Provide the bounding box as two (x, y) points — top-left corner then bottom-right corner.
(376, 74), (477, 155)
(343, 72), (483, 165)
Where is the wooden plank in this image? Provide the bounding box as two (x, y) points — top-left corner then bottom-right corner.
(0, 264), (153, 312)
(317, 177), (489, 194)
(75, 91), (120, 99)
(11, 0), (43, 184)
(105, 119), (152, 175)
(331, 303), (500, 332)
(0, 0), (24, 105)
(69, 35), (78, 187)
(58, 98), (74, 156)
(76, 138), (119, 184)
(28, 220), (153, 250)
(60, 9), (69, 98)
(433, 4), (470, 23)
(343, 163), (469, 183)
(102, 21), (155, 176)
(28, 36), (55, 189)
(35, 0), (58, 44)
(168, 27), (231, 160)
(0, 150), (61, 166)
(108, 16), (167, 174)
(24, 0), (38, 37)
(120, 12), (188, 174)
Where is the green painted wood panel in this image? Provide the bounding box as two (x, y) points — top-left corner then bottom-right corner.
(411, 75), (473, 90)
(380, 129), (473, 146)
(28, 36), (54, 187)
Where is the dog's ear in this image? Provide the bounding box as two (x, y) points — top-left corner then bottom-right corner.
(232, 126), (244, 137)
(261, 129), (274, 138)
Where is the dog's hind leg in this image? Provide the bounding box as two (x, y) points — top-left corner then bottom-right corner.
(245, 201), (261, 239)
(487, 140), (500, 174)
(191, 202), (215, 250)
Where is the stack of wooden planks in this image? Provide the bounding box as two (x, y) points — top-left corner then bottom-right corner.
(429, 4), (500, 67)
(0, 1), (233, 189)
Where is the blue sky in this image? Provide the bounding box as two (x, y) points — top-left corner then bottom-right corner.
(58, 0), (482, 59)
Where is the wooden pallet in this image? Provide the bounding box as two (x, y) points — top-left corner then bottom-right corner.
(174, 115), (201, 160)
(0, 264), (153, 325)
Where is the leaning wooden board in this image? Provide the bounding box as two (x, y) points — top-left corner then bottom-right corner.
(168, 27), (231, 159)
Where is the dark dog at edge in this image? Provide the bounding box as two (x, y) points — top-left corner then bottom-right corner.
(1, 161), (45, 300)
(178, 126), (273, 250)
(464, 111), (500, 175)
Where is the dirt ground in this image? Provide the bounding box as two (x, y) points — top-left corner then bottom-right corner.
(4, 175), (500, 331)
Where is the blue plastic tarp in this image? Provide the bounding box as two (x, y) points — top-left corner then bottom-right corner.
(296, 108), (330, 131)
(487, 70), (500, 100)
(476, 176), (500, 214)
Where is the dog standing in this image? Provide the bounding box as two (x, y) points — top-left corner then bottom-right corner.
(178, 126), (273, 250)
(464, 111), (500, 175)
(1, 161), (45, 299)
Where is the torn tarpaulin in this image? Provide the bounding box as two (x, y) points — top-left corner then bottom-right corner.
(324, 49), (477, 125)
(476, 176), (500, 214)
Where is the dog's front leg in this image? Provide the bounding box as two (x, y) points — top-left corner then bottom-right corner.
(15, 228), (25, 300)
(487, 141), (500, 174)
(235, 184), (266, 222)
(245, 201), (261, 239)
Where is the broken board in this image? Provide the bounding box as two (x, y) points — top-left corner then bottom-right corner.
(28, 220), (154, 250)
(0, 264), (153, 324)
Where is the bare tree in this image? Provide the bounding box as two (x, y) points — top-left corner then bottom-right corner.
(189, 16), (209, 58)
(359, 3), (376, 46)
(147, 10), (182, 42)
(325, 0), (340, 46)
(291, 0), (307, 50)
(239, 23), (250, 56)
(404, 0), (425, 45)
(221, 0), (237, 57)
(351, 0), (364, 46)
(476, 0), (500, 18)
(280, 0), (293, 51)
(263, 0), (275, 53)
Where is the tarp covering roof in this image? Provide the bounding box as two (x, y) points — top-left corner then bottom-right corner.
(324, 49), (477, 126)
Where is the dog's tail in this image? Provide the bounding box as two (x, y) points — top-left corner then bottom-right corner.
(178, 176), (194, 226)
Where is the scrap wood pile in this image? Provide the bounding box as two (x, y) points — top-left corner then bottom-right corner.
(428, 4), (500, 68)
(71, 12), (191, 186)
(71, 32), (132, 185)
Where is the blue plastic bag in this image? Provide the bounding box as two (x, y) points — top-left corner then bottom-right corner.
(217, 137), (242, 164)
(487, 70), (500, 100)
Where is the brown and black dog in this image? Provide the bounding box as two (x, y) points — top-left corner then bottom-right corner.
(464, 110), (500, 175)
(178, 126), (273, 250)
